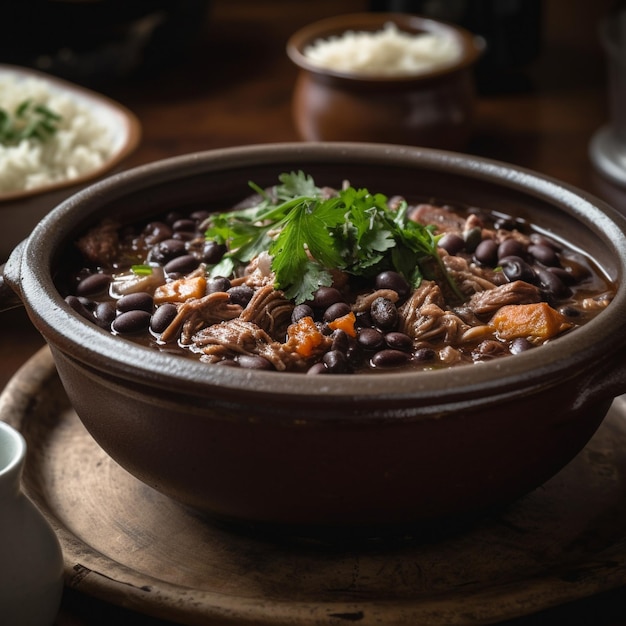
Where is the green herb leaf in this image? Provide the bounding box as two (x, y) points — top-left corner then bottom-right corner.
(204, 172), (462, 304)
(0, 99), (62, 146)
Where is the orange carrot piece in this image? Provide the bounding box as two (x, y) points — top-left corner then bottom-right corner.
(154, 276), (206, 304)
(490, 302), (573, 343)
(286, 315), (328, 358)
(327, 311), (357, 337)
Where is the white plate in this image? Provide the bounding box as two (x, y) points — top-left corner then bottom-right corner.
(0, 64), (141, 261)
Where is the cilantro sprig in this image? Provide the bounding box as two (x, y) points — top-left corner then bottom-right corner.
(205, 171), (462, 304)
(0, 99), (62, 146)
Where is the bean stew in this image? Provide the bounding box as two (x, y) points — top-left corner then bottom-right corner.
(57, 173), (616, 374)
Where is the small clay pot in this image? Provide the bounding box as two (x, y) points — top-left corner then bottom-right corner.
(287, 13), (484, 149)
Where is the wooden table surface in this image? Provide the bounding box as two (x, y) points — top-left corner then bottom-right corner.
(2, 0), (626, 624)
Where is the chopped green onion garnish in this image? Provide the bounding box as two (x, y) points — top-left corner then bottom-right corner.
(0, 99), (62, 146)
(131, 265), (153, 276)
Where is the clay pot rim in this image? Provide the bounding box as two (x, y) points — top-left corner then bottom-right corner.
(8, 142), (626, 408)
(286, 12), (485, 85)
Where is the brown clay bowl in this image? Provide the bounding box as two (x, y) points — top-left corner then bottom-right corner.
(287, 13), (484, 150)
(2, 143), (626, 532)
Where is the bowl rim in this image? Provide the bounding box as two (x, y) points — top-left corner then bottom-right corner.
(12, 142), (626, 409)
(0, 63), (142, 203)
(286, 12), (485, 84)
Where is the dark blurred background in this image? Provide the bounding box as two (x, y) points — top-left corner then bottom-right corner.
(370, 0), (543, 93)
(1, 1), (212, 84)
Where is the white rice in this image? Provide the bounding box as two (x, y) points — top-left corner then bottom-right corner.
(303, 22), (463, 77)
(0, 74), (114, 194)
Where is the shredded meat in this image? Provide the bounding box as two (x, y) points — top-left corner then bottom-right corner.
(438, 346), (463, 365)
(398, 280), (471, 343)
(239, 284), (294, 339)
(463, 213), (485, 232)
(234, 251), (275, 288)
(498, 230), (531, 246)
(467, 280), (541, 316)
(161, 292), (242, 343)
(472, 340), (510, 361)
(409, 203), (466, 232)
(190, 319), (308, 371)
(75, 219), (120, 266)
(440, 250), (500, 295)
(352, 289), (399, 313)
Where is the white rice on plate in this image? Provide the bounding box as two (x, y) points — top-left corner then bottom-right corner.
(0, 74), (115, 194)
(303, 22), (463, 77)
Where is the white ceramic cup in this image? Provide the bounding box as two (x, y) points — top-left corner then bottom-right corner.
(0, 420), (64, 626)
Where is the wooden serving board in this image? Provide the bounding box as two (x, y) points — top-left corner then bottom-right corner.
(2, 346), (626, 626)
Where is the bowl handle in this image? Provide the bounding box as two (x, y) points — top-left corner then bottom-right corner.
(0, 241), (25, 313)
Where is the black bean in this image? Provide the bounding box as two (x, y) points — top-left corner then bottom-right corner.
(117, 292), (154, 313)
(164, 254), (200, 275)
(65, 295), (93, 321)
(172, 231), (196, 242)
(228, 285), (254, 307)
(497, 238), (526, 261)
(311, 286), (343, 309)
(530, 233), (561, 251)
(357, 327), (385, 351)
(172, 218), (197, 233)
(307, 362), (328, 375)
(322, 350), (349, 373)
(75, 272), (111, 297)
(510, 337), (534, 354)
(559, 305), (582, 319)
(323, 301), (351, 322)
(143, 221), (173, 245)
(346, 344), (364, 368)
(463, 227), (482, 252)
(437, 233), (465, 255)
(547, 266), (576, 285)
(371, 349), (410, 368)
(216, 359), (240, 367)
(414, 347), (436, 362)
(94, 301), (117, 328)
(474, 239), (499, 266)
(375, 270), (410, 297)
(112, 310), (151, 334)
(236, 355), (274, 370)
(494, 217), (517, 230)
(207, 276), (231, 293)
(384, 331), (412, 352)
(148, 238), (187, 264)
(202, 241), (227, 265)
(190, 209), (211, 222)
(499, 256), (536, 283)
(528, 244), (559, 267)
(292, 304), (314, 323)
(330, 329), (349, 353)
(150, 303), (178, 334)
(355, 310), (373, 328)
(370, 297), (398, 330)
(321, 322), (334, 336)
(564, 259), (591, 283)
(535, 267), (571, 298)
(165, 211), (185, 225)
